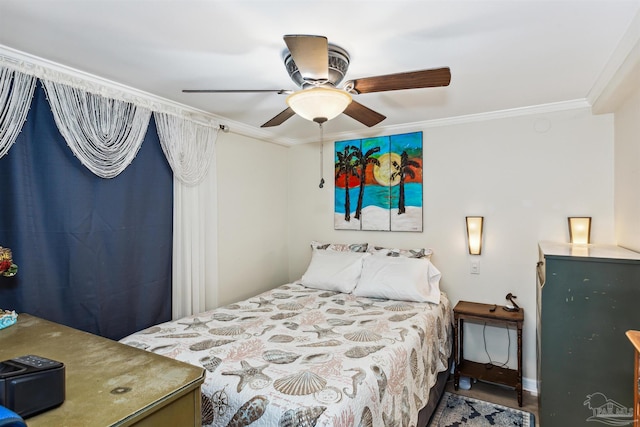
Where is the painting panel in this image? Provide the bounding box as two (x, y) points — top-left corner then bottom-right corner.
(390, 132), (423, 231)
(360, 136), (390, 231)
(334, 139), (361, 230)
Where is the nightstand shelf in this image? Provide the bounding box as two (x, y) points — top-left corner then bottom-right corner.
(453, 300), (524, 406)
(457, 360), (519, 386)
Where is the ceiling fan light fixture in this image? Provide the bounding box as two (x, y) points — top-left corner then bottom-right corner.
(286, 87), (352, 122)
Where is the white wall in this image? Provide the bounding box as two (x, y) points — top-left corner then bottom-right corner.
(287, 108), (615, 389)
(615, 84), (640, 251)
(216, 132), (290, 306)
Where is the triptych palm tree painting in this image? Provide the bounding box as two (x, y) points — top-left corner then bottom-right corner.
(334, 131), (423, 231)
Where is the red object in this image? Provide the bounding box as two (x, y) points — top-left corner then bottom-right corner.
(335, 174), (360, 189)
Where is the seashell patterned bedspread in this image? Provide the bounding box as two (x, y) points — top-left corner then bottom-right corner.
(120, 282), (453, 427)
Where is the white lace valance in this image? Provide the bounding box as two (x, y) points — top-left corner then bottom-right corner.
(0, 66), (37, 158)
(1, 50), (222, 182)
(0, 51), (220, 129)
(42, 79), (152, 179)
(154, 112), (218, 186)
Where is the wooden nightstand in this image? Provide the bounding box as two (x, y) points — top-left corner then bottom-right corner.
(453, 300), (524, 406)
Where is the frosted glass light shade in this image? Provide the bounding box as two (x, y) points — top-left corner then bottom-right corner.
(568, 217), (591, 244)
(466, 216), (484, 255)
(286, 87), (352, 122)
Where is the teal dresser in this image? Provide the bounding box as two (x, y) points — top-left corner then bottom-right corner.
(537, 242), (640, 426)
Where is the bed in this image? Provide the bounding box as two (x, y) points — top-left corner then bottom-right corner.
(120, 243), (453, 427)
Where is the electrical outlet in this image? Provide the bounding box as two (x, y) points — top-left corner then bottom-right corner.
(470, 260), (480, 274)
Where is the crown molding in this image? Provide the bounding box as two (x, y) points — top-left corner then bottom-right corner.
(588, 9), (640, 113)
(306, 99), (592, 146)
(0, 44), (227, 129)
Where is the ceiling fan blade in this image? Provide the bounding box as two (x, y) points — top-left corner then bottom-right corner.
(348, 67), (451, 94)
(283, 35), (329, 81)
(261, 107), (296, 128)
(183, 89), (291, 94)
(343, 100), (386, 127)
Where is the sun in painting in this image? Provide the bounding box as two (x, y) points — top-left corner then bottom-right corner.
(373, 152), (401, 186)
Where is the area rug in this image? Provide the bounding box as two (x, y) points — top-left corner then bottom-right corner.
(430, 392), (535, 427)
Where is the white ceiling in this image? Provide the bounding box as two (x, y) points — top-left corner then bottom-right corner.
(1, 0), (639, 145)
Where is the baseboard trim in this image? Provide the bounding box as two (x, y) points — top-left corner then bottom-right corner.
(523, 377), (538, 395)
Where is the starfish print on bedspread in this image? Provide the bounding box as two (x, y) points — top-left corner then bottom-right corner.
(352, 301), (378, 311)
(178, 317), (211, 330)
(304, 325), (339, 339)
(222, 360), (272, 393)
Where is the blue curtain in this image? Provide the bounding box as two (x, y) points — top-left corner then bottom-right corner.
(0, 83), (173, 340)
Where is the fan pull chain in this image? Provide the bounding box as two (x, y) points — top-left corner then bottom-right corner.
(317, 120), (325, 188)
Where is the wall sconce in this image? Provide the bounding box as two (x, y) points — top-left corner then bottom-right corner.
(466, 216), (484, 255)
(568, 217), (591, 244)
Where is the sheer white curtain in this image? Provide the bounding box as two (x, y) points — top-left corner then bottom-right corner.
(154, 112), (219, 318)
(153, 112), (217, 185)
(0, 67), (37, 158)
(172, 162), (218, 319)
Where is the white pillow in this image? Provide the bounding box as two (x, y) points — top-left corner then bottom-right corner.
(353, 255), (441, 304)
(301, 249), (370, 293)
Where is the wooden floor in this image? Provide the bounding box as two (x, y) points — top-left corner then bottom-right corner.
(434, 376), (540, 424)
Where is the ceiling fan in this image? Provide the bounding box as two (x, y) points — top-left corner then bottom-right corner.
(183, 35), (451, 128)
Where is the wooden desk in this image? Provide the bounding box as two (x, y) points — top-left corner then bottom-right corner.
(627, 330), (640, 427)
(0, 314), (205, 426)
(453, 300), (524, 406)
